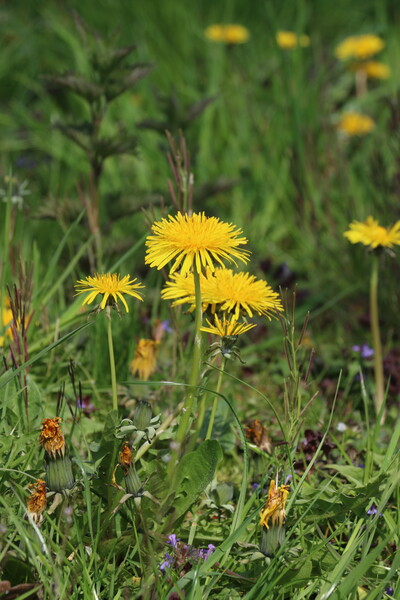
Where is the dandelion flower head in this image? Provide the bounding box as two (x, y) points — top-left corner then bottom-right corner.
(259, 480), (290, 530)
(130, 338), (159, 381)
(335, 34), (384, 61)
(75, 273), (144, 313)
(276, 31), (310, 49)
(205, 24), (250, 44)
(337, 112), (375, 136)
(145, 212), (250, 276)
(200, 314), (256, 337)
(27, 479), (47, 523)
(119, 442), (133, 474)
(162, 268), (282, 319)
(39, 417), (65, 457)
(351, 60), (390, 79)
(344, 216), (400, 249)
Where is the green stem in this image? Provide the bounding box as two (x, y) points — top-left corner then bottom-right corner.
(107, 314), (118, 412)
(175, 267), (203, 446)
(370, 254), (385, 420)
(205, 357), (227, 440)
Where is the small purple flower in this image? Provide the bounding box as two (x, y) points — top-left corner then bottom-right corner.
(352, 344), (374, 359)
(161, 319), (173, 334)
(198, 544), (215, 561)
(252, 483), (260, 490)
(366, 503), (382, 517)
(158, 553), (172, 572)
(167, 534), (180, 548)
(385, 587), (394, 596)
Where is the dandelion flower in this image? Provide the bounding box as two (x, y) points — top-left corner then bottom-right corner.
(119, 441), (133, 474)
(39, 417), (66, 457)
(259, 480), (290, 530)
(39, 417), (74, 491)
(162, 268), (282, 319)
(130, 339), (159, 381)
(344, 216), (400, 249)
(200, 314), (255, 337)
(27, 479), (47, 523)
(75, 273), (144, 312)
(351, 60), (390, 79)
(145, 212), (250, 276)
(205, 24), (250, 45)
(276, 31), (310, 49)
(0, 297), (13, 347)
(337, 112), (375, 136)
(335, 34), (384, 61)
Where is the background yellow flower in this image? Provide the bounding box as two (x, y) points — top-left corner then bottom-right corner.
(276, 31), (310, 49)
(344, 216), (400, 249)
(337, 112), (375, 136)
(204, 24), (250, 44)
(335, 34), (384, 60)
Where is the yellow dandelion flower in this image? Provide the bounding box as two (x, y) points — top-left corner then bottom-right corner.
(130, 338), (159, 381)
(344, 216), (400, 249)
(335, 34), (384, 61)
(200, 314), (255, 337)
(351, 60), (390, 79)
(27, 479), (47, 523)
(145, 212), (250, 276)
(337, 112), (375, 136)
(162, 268), (282, 319)
(0, 296), (13, 347)
(75, 273), (144, 313)
(204, 24), (250, 45)
(39, 417), (66, 458)
(259, 480), (290, 530)
(276, 31), (310, 49)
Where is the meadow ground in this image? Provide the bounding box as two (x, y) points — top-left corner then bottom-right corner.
(0, 1), (399, 598)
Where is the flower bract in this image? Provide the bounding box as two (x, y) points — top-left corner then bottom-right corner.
(145, 212), (250, 276)
(335, 34), (384, 60)
(130, 339), (159, 381)
(204, 24), (250, 44)
(337, 112), (375, 136)
(344, 216), (400, 249)
(276, 31), (310, 49)
(75, 273), (144, 312)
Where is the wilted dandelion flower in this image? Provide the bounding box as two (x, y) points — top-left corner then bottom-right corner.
(39, 417), (74, 491)
(39, 417), (66, 457)
(350, 60), (390, 79)
(276, 31), (310, 49)
(118, 442), (142, 496)
(145, 212), (250, 276)
(344, 216), (400, 249)
(204, 24), (250, 44)
(201, 314), (255, 337)
(27, 479), (47, 523)
(130, 339), (159, 381)
(75, 273), (144, 313)
(260, 480), (290, 530)
(337, 112), (375, 136)
(162, 268), (282, 319)
(335, 34), (384, 60)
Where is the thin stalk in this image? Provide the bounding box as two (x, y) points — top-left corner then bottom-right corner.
(175, 267), (203, 445)
(107, 314), (118, 412)
(205, 357), (227, 440)
(370, 254), (385, 421)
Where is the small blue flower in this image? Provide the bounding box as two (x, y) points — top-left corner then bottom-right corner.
(158, 553), (172, 572)
(352, 344), (374, 359)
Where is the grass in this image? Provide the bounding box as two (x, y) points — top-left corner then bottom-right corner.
(0, 1), (399, 598)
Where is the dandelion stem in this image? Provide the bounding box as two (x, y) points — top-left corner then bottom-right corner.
(370, 254), (385, 421)
(176, 266), (203, 446)
(107, 314), (118, 412)
(205, 357), (227, 440)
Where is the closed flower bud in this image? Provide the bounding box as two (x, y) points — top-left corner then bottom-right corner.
(133, 400), (153, 431)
